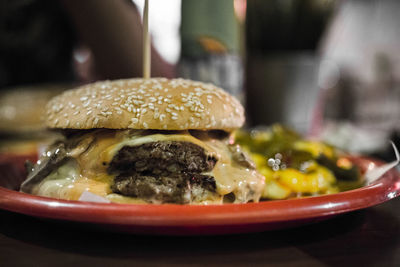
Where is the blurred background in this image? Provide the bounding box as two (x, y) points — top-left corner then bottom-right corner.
(0, 0), (399, 160)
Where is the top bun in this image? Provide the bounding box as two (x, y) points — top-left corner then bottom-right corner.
(45, 78), (245, 131)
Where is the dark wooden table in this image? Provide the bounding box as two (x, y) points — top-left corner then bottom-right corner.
(1, 196), (399, 267)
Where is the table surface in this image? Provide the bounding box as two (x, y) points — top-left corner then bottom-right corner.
(1, 196), (399, 267)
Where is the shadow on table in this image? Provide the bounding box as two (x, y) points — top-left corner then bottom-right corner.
(1, 202), (399, 266)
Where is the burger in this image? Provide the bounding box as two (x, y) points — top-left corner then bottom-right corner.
(0, 85), (67, 156)
(21, 78), (265, 204)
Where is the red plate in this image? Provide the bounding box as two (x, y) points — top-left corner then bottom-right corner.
(0, 155), (399, 235)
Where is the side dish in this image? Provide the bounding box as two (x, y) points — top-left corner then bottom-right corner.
(235, 125), (363, 200)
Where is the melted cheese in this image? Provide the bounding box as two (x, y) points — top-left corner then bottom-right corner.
(36, 130), (265, 203)
(202, 139), (265, 203)
(33, 160), (113, 201)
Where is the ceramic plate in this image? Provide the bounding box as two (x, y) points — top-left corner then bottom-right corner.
(0, 154), (399, 235)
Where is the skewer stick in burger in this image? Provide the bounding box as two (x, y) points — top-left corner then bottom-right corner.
(21, 78), (265, 204)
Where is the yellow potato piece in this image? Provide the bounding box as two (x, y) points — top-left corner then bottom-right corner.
(262, 180), (291, 200)
(277, 167), (336, 194)
(294, 140), (335, 158)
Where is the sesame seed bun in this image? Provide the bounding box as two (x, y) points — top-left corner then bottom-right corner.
(45, 78), (245, 131)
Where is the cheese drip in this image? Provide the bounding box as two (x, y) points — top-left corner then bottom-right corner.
(35, 130), (265, 203)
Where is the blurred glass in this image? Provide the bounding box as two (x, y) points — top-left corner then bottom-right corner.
(178, 0), (244, 102)
(245, 0), (335, 133)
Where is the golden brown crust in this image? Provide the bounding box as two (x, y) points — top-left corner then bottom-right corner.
(45, 78), (245, 131)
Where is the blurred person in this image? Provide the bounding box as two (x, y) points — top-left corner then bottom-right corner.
(0, 0), (174, 89)
(316, 0), (400, 160)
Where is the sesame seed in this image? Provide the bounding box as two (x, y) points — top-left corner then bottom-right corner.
(143, 122), (149, 129)
(80, 96), (88, 101)
(87, 110), (93, 115)
(159, 114), (165, 121)
(131, 118), (139, 124)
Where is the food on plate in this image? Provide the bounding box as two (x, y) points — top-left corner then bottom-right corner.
(20, 78), (265, 204)
(235, 125), (363, 199)
(0, 85), (67, 156)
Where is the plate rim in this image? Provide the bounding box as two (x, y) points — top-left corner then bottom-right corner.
(0, 156), (399, 227)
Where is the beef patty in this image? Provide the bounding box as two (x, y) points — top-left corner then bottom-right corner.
(108, 141), (219, 204)
(112, 173), (217, 204)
